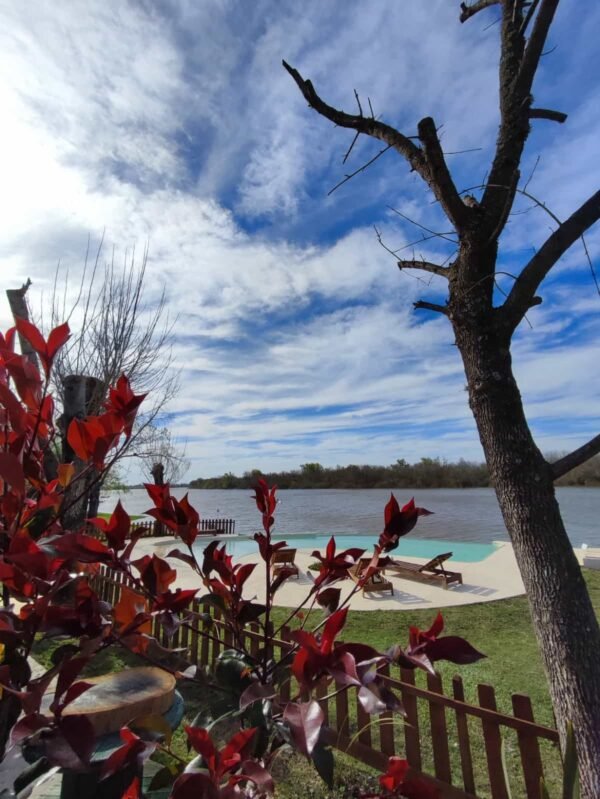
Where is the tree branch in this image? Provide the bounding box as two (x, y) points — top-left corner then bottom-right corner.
(530, 107), (567, 123)
(501, 189), (600, 331)
(515, 0), (560, 97)
(398, 259), (451, 278)
(283, 60), (469, 232)
(417, 117), (469, 229)
(413, 300), (449, 315)
(552, 434), (600, 480)
(459, 0), (500, 23)
(480, 1), (558, 239)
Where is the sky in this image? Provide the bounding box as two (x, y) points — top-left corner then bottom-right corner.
(1, 0), (599, 481)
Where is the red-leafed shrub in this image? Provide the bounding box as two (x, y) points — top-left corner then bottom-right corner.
(0, 321), (483, 798)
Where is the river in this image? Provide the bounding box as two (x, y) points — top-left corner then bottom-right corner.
(99, 486), (600, 547)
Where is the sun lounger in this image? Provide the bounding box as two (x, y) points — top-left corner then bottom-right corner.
(348, 558), (394, 596)
(386, 552), (462, 589)
(270, 548), (300, 579)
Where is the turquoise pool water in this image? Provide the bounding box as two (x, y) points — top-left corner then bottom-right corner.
(202, 535), (498, 563)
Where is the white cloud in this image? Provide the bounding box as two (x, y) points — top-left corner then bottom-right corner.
(0, 0), (598, 480)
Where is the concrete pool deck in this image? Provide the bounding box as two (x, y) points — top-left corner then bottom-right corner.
(138, 537), (526, 611)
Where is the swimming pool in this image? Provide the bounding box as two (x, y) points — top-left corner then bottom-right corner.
(196, 535), (498, 563)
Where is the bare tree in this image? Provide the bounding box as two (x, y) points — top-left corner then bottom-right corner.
(41, 241), (179, 519)
(134, 424), (190, 486)
(285, 1), (600, 794)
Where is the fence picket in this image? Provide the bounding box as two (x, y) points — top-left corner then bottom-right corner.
(453, 676), (476, 795)
(512, 694), (545, 799)
(478, 684), (510, 799)
(427, 672), (452, 784)
(400, 668), (422, 771)
(378, 664), (396, 757)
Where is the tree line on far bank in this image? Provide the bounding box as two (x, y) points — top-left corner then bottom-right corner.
(188, 454), (600, 490)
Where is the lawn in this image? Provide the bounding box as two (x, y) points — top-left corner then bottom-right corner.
(32, 570), (600, 797)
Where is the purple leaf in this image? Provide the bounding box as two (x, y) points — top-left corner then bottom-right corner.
(240, 682), (277, 711)
(424, 636), (485, 664)
(283, 700), (324, 757)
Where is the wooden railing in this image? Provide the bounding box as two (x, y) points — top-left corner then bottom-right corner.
(92, 566), (559, 799)
(128, 518), (236, 538)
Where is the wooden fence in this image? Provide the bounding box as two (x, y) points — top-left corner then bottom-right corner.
(93, 566), (559, 799)
(129, 518), (236, 538)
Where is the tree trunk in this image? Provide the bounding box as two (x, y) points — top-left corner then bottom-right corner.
(61, 375), (103, 530)
(7, 280), (60, 482)
(151, 462), (165, 486)
(454, 316), (600, 797)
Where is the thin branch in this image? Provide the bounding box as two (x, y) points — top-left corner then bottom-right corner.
(552, 435), (600, 480)
(328, 145), (392, 195)
(530, 108), (568, 123)
(374, 227), (429, 284)
(523, 154), (540, 193)
(459, 0), (500, 23)
(413, 300), (449, 315)
(283, 60), (469, 231)
(353, 88), (363, 117)
(342, 131), (360, 164)
(501, 189), (600, 331)
(387, 205), (459, 245)
(397, 259), (451, 278)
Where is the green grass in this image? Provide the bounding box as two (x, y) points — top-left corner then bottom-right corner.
(96, 511), (144, 520)
(31, 570), (600, 797)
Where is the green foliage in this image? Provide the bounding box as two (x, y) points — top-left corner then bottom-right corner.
(190, 456), (491, 489)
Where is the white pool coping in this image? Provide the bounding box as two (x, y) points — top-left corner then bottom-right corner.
(136, 536), (527, 611)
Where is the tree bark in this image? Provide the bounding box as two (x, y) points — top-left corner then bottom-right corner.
(452, 306), (600, 797)
(61, 374), (103, 529)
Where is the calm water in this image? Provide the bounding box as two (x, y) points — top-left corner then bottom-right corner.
(100, 487), (600, 547)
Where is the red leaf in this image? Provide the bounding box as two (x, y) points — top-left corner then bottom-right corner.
(384, 494), (400, 528)
(15, 318), (47, 357)
(283, 700), (324, 757)
(379, 756), (409, 792)
(122, 778), (141, 799)
(0, 452), (25, 497)
(321, 608), (348, 654)
(50, 533), (111, 563)
(220, 727), (257, 768)
(185, 726), (218, 769)
(101, 727), (155, 780)
(0, 382), (27, 433)
(47, 323), (70, 359)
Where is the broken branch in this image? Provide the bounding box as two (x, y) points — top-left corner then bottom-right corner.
(459, 0), (500, 23)
(413, 300), (449, 315)
(398, 259), (451, 278)
(529, 108), (568, 123)
(552, 434), (600, 480)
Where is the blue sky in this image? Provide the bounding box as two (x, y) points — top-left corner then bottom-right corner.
(1, 0), (599, 480)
